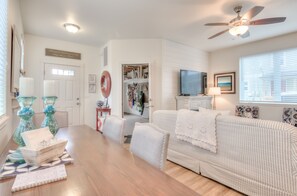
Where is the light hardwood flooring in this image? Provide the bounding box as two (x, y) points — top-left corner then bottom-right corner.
(164, 161), (242, 196)
(124, 143), (243, 196)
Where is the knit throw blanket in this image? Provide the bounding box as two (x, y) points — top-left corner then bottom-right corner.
(175, 109), (221, 153)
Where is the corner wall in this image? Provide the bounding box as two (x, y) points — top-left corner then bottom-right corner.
(104, 39), (163, 118)
(161, 40), (209, 110)
(103, 39), (209, 117)
(24, 34), (101, 129)
(209, 32), (297, 121)
(0, 0), (24, 154)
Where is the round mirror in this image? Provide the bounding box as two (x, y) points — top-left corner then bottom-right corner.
(100, 71), (111, 98)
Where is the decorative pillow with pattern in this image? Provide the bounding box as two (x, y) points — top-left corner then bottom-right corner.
(283, 108), (297, 127)
(235, 105), (259, 119)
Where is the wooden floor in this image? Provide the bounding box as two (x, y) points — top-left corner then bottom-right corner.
(124, 143), (243, 196)
(164, 161), (242, 196)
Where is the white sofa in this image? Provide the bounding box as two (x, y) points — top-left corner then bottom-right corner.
(152, 110), (297, 196)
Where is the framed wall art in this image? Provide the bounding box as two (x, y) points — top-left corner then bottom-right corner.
(214, 72), (236, 94)
(88, 74), (96, 84)
(89, 84), (96, 93)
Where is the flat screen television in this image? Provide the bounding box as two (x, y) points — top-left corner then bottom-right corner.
(180, 69), (207, 96)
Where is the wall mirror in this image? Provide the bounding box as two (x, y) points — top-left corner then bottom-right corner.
(10, 26), (25, 93)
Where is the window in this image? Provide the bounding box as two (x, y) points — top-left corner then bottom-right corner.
(0, 0), (7, 117)
(240, 48), (297, 104)
(52, 69), (74, 76)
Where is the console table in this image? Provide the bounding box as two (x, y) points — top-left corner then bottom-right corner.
(176, 96), (212, 110)
(96, 107), (111, 132)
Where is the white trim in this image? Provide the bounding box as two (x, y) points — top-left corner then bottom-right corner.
(239, 101), (297, 107)
(120, 61), (152, 121)
(43, 61), (84, 125)
(0, 115), (9, 131)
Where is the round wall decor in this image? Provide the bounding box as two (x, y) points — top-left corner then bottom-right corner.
(100, 71), (111, 98)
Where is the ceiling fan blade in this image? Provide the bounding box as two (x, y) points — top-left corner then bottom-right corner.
(242, 6), (264, 20)
(249, 17), (286, 25)
(205, 23), (229, 26)
(240, 30), (250, 38)
(208, 29), (229, 39)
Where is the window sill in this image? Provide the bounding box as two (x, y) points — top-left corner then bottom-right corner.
(0, 115), (9, 131)
(239, 101), (297, 107)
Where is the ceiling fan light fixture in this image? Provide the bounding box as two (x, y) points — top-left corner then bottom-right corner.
(229, 25), (249, 36)
(63, 23), (80, 33)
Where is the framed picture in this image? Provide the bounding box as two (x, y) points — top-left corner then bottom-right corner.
(89, 84), (96, 93)
(214, 72), (236, 94)
(88, 74), (96, 84)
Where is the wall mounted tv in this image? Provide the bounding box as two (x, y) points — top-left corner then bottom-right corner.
(180, 69), (207, 96)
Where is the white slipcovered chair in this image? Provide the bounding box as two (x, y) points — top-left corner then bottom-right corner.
(33, 111), (68, 128)
(102, 115), (125, 144)
(130, 123), (170, 170)
(55, 111), (68, 128)
(33, 112), (44, 128)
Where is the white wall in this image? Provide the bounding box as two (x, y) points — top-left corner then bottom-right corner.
(209, 32), (297, 121)
(104, 39), (163, 118)
(0, 0), (24, 154)
(24, 34), (101, 129)
(102, 39), (209, 118)
(161, 40), (209, 110)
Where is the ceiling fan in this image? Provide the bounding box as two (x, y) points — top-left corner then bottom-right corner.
(205, 6), (286, 39)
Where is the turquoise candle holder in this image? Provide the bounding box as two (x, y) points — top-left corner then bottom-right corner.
(13, 96), (37, 147)
(9, 96), (36, 163)
(42, 96), (59, 136)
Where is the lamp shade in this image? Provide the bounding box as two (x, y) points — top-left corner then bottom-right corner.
(208, 87), (221, 95)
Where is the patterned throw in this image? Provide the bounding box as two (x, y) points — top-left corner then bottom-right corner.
(235, 105), (259, 119)
(175, 109), (220, 153)
(283, 108), (297, 127)
(0, 150), (73, 180)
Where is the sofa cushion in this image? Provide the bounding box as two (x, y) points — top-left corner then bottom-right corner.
(235, 105), (259, 119)
(283, 108), (297, 127)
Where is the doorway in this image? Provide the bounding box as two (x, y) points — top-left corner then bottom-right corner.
(122, 64), (150, 137)
(44, 63), (81, 126)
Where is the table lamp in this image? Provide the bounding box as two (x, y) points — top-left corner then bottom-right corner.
(208, 87), (221, 110)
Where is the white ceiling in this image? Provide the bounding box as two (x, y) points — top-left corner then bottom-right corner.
(19, 0), (297, 52)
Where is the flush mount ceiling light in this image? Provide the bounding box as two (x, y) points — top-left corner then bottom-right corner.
(63, 23), (80, 33)
(229, 25), (249, 36)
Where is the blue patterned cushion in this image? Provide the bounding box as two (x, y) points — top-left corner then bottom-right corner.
(235, 105), (259, 119)
(283, 108), (297, 127)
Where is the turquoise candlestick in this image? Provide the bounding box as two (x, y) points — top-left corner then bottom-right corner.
(9, 96), (36, 163)
(42, 96), (59, 136)
(13, 96), (36, 147)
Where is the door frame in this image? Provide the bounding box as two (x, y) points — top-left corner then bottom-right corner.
(121, 62), (152, 121)
(43, 60), (84, 125)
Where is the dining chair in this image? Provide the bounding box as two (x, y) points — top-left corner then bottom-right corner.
(33, 112), (44, 128)
(102, 115), (125, 144)
(55, 111), (68, 128)
(33, 111), (68, 128)
(130, 123), (170, 170)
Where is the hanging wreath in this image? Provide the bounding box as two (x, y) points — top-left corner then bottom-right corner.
(100, 71), (112, 98)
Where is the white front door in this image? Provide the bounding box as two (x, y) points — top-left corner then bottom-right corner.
(44, 63), (81, 126)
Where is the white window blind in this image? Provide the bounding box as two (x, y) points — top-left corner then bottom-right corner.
(240, 48), (297, 104)
(0, 0), (7, 117)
